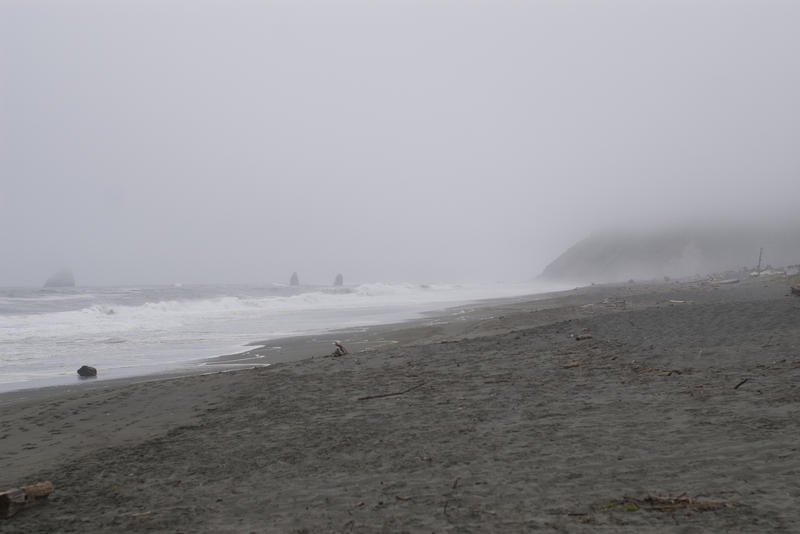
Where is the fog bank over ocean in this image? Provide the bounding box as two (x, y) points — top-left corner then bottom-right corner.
(2, 1), (800, 287)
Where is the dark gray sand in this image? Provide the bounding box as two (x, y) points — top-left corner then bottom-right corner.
(2, 279), (799, 532)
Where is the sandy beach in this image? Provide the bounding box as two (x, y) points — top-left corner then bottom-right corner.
(2, 278), (799, 532)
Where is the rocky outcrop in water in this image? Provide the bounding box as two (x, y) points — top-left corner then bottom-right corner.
(333, 273), (343, 286)
(44, 269), (75, 288)
(290, 272), (299, 286)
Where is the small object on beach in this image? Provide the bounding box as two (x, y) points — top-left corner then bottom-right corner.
(791, 285), (800, 296)
(329, 341), (349, 358)
(734, 378), (749, 390)
(710, 278), (740, 286)
(575, 334), (593, 341)
(1, 481), (54, 519)
(77, 365), (97, 378)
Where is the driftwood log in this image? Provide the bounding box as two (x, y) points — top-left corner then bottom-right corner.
(1, 481), (54, 519)
(791, 285), (800, 297)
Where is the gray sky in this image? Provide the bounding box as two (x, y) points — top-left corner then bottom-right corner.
(1, 0), (798, 286)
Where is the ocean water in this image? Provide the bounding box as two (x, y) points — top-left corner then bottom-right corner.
(0, 281), (561, 393)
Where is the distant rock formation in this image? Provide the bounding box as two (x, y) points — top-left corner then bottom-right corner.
(290, 272), (299, 286)
(539, 224), (800, 284)
(44, 269), (75, 288)
(333, 273), (343, 286)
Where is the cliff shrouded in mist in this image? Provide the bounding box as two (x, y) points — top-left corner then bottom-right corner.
(540, 225), (800, 284)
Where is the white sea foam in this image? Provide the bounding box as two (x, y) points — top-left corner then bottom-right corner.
(0, 281), (565, 392)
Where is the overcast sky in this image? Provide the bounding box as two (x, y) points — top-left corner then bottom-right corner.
(1, 0), (798, 286)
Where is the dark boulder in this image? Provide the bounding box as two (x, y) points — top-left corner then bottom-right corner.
(77, 365), (97, 378)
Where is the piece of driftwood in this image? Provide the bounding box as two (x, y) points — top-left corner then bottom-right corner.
(791, 285), (800, 296)
(734, 378), (749, 390)
(357, 382), (426, 401)
(606, 492), (729, 513)
(1, 481), (54, 519)
(711, 278), (739, 286)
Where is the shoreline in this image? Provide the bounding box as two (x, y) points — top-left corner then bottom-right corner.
(0, 285), (569, 404)
(0, 281), (567, 398)
(2, 277), (799, 531)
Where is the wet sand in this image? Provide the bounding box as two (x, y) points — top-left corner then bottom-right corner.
(2, 278), (799, 532)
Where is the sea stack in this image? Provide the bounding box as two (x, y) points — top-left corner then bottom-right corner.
(333, 273), (343, 286)
(44, 269), (75, 288)
(290, 272), (299, 286)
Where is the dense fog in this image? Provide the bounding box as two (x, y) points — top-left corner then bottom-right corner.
(2, 0), (798, 286)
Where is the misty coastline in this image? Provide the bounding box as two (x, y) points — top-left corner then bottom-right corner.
(2, 0), (800, 530)
(539, 223), (800, 286)
(3, 276), (800, 531)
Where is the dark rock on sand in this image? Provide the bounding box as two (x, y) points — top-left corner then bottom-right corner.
(77, 365), (97, 378)
(44, 269), (75, 288)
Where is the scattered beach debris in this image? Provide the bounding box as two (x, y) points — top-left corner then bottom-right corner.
(326, 341), (349, 358)
(77, 365), (97, 378)
(1, 481), (54, 519)
(602, 298), (627, 308)
(603, 493), (730, 513)
(357, 381), (426, 401)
